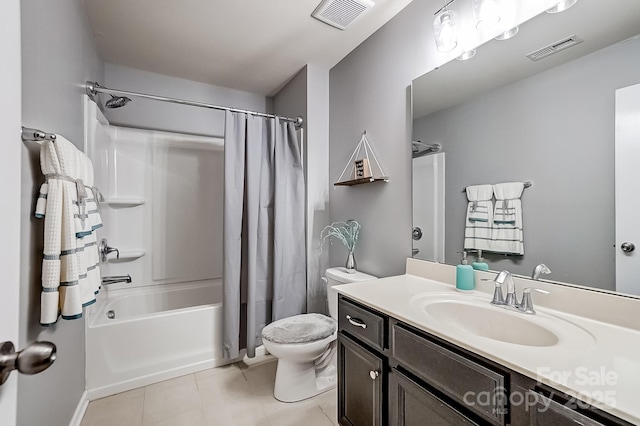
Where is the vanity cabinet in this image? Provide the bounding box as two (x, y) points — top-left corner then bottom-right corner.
(337, 295), (632, 426)
(337, 297), (388, 426)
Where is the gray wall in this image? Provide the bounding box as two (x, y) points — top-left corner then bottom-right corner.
(413, 36), (640, 290)
(273, 65), (331, 314)
(329, 0), (434, 277)
(104, 63), (272, 137)
(19, 0), (104, 425)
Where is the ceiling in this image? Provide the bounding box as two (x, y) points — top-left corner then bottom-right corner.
(82, 0), (415, 96)
(413, 0), (640, 118)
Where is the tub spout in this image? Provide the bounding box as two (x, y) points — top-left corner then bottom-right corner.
(102, 275), (132, 285)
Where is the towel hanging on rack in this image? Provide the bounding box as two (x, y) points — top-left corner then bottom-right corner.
(35, 135), (103, 326)
(463, 184), (494, 252)
(490, 182), (525, 255)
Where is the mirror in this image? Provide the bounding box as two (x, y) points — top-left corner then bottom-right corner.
(411, 0), (640, 295)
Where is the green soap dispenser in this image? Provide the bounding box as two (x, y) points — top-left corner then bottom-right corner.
(472, 250), (489, 271)
(456, 251), (475, 291)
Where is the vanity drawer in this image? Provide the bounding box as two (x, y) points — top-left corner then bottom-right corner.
(392, 324), (507, 425)
(338, 297), (386, 351)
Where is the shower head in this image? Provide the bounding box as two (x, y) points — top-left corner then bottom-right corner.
(105, 95), (131, 109)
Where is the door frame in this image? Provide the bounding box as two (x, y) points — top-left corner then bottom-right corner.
(0, 0), (23, 423)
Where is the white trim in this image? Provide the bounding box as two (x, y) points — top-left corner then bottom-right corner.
(68, 390), (89, 426)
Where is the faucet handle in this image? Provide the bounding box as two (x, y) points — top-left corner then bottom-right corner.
(518, 288), (550, 314)
(490, 281), (505, 305)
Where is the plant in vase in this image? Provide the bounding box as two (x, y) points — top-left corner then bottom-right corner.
(320, 220), (361, 273)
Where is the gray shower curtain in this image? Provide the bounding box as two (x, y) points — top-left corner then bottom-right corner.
(223, 111), (306, 359)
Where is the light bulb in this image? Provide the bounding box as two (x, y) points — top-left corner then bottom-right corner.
(433, 9), (457, 52)
(474, 0), (501, 30)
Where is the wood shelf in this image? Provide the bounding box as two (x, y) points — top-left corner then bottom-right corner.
(334, 177), (389, 187)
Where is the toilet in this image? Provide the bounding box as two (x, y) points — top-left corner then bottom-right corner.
(261, 267), (376, 402)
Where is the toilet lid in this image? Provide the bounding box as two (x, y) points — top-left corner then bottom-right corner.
(262, 313), (337, 344)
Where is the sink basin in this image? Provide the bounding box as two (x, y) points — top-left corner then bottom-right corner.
(410, 292), (595, 349)
(421, 300), (559, 346)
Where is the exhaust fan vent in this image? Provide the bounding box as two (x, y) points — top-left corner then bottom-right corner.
(526, 35), (583, 61)
(312, 0), (375, 30)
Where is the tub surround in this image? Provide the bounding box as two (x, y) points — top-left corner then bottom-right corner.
(335, 259), (640, 424)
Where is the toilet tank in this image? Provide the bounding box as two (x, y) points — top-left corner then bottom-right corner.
(325, 267), (377, 319)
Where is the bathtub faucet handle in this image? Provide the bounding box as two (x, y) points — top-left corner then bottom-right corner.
(99, 238), (120, 262)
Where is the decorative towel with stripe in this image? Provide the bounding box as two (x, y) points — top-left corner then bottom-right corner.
(35, 135), (103, 326)
(463, 184), (494, 252)
(491, 182), (524, 255)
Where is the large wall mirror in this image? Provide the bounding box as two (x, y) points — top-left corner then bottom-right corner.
(411, 0), (640, 296)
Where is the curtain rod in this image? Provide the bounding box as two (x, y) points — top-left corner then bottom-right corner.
(85, 81), (303, 127)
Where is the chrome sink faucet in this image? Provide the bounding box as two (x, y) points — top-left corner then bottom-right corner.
(490, 270), (549, 314)
(531, 263), (551, 280)
(491, 270), (516, 307)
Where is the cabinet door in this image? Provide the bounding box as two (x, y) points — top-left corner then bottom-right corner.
(389, 369), (479, 426)
(338, 334), (384, 426)
(529, 392), (606, 426)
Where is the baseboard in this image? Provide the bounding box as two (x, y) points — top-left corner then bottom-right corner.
(68, 390), (89, 426)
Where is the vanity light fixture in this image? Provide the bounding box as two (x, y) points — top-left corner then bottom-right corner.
(495, 26), (519, 40)
(457, 49), (477, 60)
(472, 0), (501, 30)
(433, 7), (458, 52)
(546, 0), (577, 14)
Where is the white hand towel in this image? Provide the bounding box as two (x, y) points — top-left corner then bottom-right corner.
(36, 136), (103, 325)
(464, 184), (494, 252)
(491, 182), (525, 255)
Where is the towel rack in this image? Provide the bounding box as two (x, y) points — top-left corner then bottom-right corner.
(21, 127), (56, 142)
(462, 181), (532, 192)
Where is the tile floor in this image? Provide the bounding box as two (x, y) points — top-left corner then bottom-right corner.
(80, 355), (338, 426)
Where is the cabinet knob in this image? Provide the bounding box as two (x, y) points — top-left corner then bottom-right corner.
(369, 370), (379, 380)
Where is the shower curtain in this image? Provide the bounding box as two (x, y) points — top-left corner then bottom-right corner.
(223, 111), (306, 359)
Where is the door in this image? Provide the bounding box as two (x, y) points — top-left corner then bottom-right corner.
(412, 152), (445, 262)
(615, 83), (640, 296)
(389, 369), (478, 426)
(338, 334), (384, 426)
(0, 0), (23, 423)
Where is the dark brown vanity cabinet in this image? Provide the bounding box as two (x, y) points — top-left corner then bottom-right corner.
(337, 297), (387, 426)
(337, 295), (632, 426)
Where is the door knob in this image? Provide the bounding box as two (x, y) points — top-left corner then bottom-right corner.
(412, 227), (423, 241)
(369, 370), (379, 380)
(0, 341), (56, 385)
(621, 242), (635, 253)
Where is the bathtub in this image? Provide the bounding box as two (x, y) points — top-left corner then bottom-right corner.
(86, 279), (234, 399)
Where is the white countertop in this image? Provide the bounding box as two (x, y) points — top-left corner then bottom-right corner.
(335, 272), (640, 424)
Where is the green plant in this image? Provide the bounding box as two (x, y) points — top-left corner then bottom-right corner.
(320, 220), (361, 252)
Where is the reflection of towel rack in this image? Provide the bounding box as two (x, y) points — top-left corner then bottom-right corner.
(462, 181), (532, 192)
(21, 126), (57, 142)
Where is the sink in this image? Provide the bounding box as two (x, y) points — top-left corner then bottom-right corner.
(421, 299), (559, 346)
(410, 292), (595, 348)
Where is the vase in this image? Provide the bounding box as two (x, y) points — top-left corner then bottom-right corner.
(345, 250), (357, 273)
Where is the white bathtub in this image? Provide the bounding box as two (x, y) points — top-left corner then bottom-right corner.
(86, 279), (234, 399)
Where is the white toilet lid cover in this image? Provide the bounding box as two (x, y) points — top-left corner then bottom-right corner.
(262, 313), (337, 344)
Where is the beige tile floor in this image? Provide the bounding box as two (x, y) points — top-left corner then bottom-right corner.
(81, 355), (338, 426)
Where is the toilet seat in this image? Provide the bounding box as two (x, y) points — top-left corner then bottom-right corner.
(262, 313), (336, 345)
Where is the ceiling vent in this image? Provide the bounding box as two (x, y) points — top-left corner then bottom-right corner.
(311, 0), (375, 30)
(526, 35), (584, 61)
